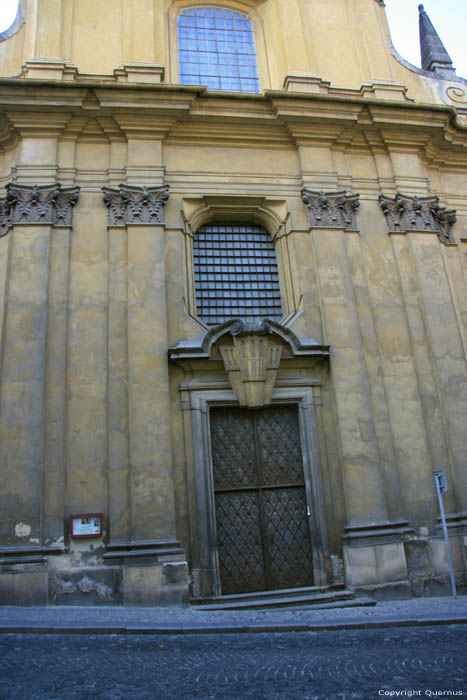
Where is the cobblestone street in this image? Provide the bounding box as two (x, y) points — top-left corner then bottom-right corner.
(1, 625), (466, 700)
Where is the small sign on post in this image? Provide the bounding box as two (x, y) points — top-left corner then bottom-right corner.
(433, 471), (457, 598)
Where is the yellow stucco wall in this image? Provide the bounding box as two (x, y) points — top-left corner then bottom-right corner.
(0, 0), (465, 105)
(0, 0), (466, 604)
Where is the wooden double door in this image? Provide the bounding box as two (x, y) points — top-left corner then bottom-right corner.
(210, 405), (314, 595)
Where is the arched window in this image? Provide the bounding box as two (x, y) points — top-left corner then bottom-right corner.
(193, 223), (282, 325)
(177, 7), (260, 93)
(0, 0), (24, 42)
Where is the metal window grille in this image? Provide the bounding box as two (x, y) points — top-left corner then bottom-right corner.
(177, 7), (260, 93)
(193, 223), (282, 325)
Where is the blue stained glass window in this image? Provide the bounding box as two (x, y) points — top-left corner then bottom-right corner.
(177, 7), (260, 93)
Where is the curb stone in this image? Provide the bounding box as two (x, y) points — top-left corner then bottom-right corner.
(0, 616), (466, 636)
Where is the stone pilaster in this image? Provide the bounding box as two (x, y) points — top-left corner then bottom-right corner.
(107, 222), (131, 544)
(102, 184), (187, 605)
(0, 183), (78, 603)
(302, 190), (387, 523)
(343, 227), (405, 525)
(42, 187), (79, 546)
(303, 190), (411, 595)
(379, 194), (465, 510)
(406, 232), (467, 514)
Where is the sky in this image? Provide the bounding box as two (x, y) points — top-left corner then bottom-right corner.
(0, 0), (466, 78)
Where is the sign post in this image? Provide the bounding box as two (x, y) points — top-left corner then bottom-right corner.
(433, 471), (457, 598)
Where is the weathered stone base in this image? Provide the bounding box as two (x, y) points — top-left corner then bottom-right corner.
(48, 567), (123, 606)
(352, 581), (412, 601)
(344, 541), (409, 588)
(343, 523), (467, 601)
(343, 521), (412, 597)
(0, 565), (49, 606)
(0, 547), (65, 606)
(404, 533), (467, 598)
(0, 560), (189, 607)
(123, 561), (189, 606)
(190, 567), (218, 599)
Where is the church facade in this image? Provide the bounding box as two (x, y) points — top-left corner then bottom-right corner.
(0, 0), (466, 606)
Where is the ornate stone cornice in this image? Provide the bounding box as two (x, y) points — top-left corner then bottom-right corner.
(301, 189), (360, 230)
(0, 183), (79, 236)
(102, 184), (170, 226)
(379, 193), (456, 244)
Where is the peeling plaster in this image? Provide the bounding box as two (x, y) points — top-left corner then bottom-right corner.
(69, 539), (105, 567)
(14, 522), (31, 538)
(51, 573), (113, 600)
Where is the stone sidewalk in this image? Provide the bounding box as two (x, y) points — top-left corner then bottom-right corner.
(0, 595), (466, 635)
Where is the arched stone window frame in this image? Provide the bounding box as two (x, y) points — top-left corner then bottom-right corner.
(167, 0), (271, 92)
(0, 1), (25, 43)
(181, 195), (303, 330)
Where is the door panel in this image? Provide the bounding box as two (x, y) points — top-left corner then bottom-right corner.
(256, 406), (304, 485)
(262, 487), (315, 590)
(210, 405), (314, 595)
(214, 491), (266, 594)
(211, 408), (257, 490)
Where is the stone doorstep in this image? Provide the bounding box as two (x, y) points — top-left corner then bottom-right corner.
(191, 583), (346, 604)
(189, 587), (364, 611)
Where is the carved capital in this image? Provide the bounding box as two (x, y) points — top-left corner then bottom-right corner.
(379, 193), (456, 244)
(219, 334), (282, 408)
(3, 183), (80, 229)
(102, 187), (126, 227)
(53, 186), (80, 226)
(0, 197), (12, 237)
(7, 183), (57, 225)
(301, 189), (360, 230)
(102, 184), (170, 226)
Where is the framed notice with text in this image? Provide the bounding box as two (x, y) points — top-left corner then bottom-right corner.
(69, 513), (103, 538)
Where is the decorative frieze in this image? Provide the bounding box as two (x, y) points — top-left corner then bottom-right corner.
(0, 183), (79, 236)
(301, 189), (360, 230)
(102, 184), (170, 226)
(379, 193), (457, 244)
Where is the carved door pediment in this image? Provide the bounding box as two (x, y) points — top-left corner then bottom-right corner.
(169, 318), (330, 409)
(219, 334), (282, 408)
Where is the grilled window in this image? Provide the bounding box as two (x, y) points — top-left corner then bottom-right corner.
(193, 223), (282, 325)
(177, 7), (260, 93)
